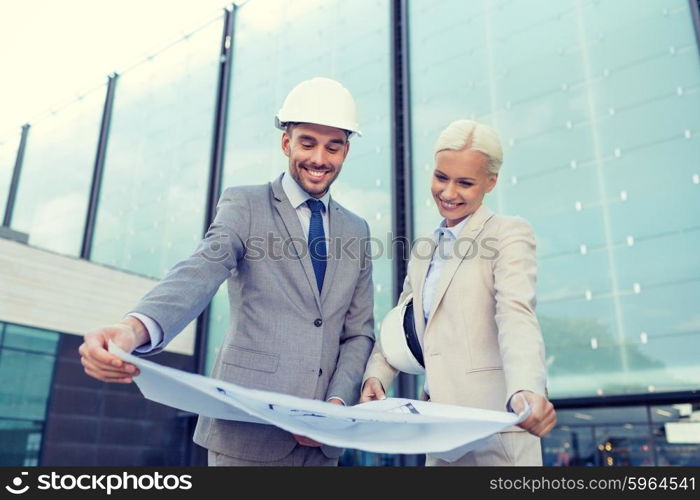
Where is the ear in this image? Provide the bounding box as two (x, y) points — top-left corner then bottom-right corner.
(281, 132), (291, 157)
(485, 173), (498, 193)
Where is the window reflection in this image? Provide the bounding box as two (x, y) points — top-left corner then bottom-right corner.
(10, 88), (104, 256)
(543, 403), (700, 466)
(0, 322), (59, 466)
(409, 0), (700, 398)
(91, 17), (223, 279)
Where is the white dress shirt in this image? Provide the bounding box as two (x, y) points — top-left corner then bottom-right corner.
(422, 215), (471, 323)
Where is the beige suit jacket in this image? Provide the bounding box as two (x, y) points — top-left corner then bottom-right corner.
(365, 203), (546, 431)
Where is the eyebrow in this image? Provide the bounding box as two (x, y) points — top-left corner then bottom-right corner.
(298, 134), (346, 146)
(434, 169), (476, 181)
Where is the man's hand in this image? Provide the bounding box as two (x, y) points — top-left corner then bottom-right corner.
(359, 377), (386, 403)
(510, 390), (556, 437)
(78, 317), (149, 384)
(292, 398), (344, 447)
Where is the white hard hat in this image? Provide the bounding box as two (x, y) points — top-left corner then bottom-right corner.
(379, 294), (425, 375)
(275, 77), (362, 137)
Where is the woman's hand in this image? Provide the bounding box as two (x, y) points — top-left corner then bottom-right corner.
(510, 390), (557, 437)
(360, 377), (386, 402)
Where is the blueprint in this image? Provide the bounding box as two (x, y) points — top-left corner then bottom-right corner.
(109, 342), (529, 461)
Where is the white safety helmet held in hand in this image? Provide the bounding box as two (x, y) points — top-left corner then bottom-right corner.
(379, 294), (425, 375)
(275, 77), (362, 137)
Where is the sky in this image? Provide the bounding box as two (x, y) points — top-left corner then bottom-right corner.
(0, 0), (241, 139)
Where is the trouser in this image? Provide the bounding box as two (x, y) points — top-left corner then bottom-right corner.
(426, 431), (542, 466)
(208, 446), (339, 467)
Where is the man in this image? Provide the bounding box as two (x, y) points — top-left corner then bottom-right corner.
(79, 77), (375, 466)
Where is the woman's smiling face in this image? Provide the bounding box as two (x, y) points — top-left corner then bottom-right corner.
(431, 148), (498, 227)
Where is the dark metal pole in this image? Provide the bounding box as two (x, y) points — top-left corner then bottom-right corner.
(187, 5), (236, 467)
(646, 405), (659, 466)
(391, 0), (414, 290)
(391, 0), (420, 467)
(3, 124), (30, 227)
(690, 0), (700, 53)
(81, 74), (118, 259)
(38, 332), (63, 466)
(193, 5), (236, 379)
(391, 0), (415, 401)
(552, 390), (699, 409)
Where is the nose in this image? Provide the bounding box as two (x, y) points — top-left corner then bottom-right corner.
(441, 182), (457, 200)
(308, 147), (325, 167)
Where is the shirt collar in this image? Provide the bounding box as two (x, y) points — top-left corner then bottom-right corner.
(434, 214), (471, 240)
(282, 171), (331, 211)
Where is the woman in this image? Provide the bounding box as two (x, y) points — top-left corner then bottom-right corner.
(361, 119), (556, 466)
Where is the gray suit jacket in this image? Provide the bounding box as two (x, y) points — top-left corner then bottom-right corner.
(131, 174), (375, 461)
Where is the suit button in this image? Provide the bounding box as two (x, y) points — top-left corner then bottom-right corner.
(314, 318), (323, 327)
(318, 368), (323, 376)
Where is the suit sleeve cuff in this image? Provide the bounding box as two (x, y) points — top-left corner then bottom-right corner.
(128, 313), (163, 353)
(506, 390), (529, 412)
(327, 397), (346, 406)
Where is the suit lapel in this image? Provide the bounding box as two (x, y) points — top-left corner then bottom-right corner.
(423, 204), (495, 335)
(320, 198), (342, 305)
(270, 175), (322, 312)
(411, 237), (435, 339)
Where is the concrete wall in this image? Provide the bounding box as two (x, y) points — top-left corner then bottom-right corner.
(0, 238), (195, 355)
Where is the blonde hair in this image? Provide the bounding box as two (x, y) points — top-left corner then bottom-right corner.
(433, 120), (503, 174)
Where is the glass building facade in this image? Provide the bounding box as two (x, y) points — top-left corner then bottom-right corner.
(90, 17), (223, 279)
(409, 0), (700, 399)
(9, 88), (104, 256)
(1, 0), (699, 466)
(0, 322), (59, 466)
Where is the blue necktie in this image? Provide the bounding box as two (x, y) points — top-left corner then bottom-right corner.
(306, 199), (327, 292)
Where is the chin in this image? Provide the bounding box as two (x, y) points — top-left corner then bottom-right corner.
(305, 182), (326, 192)
(304, 185), (328, 196)
(444, 213), (470, 226)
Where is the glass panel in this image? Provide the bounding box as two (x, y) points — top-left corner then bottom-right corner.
(546, 403), (700, 466)
(215, 0), (393, 466)
(542, 425), (598, 466)
(650, 403), (693, 423)
(595, 424), (655, 466)
(90, 16), (223, 278)
(4, 324), (60, 354)
(0, 130), (21, 222)
(652, 402), (700, 466)
(409, 0), (700, 398)
(10, 87), (104, 256)
(0, 350), (56, 420)
(0, 420), (43, 466)
(556, 406), (649, 426)
(0, 322), (58, 466)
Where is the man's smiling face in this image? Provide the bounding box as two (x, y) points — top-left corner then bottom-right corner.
(282, 122), (350, 198)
